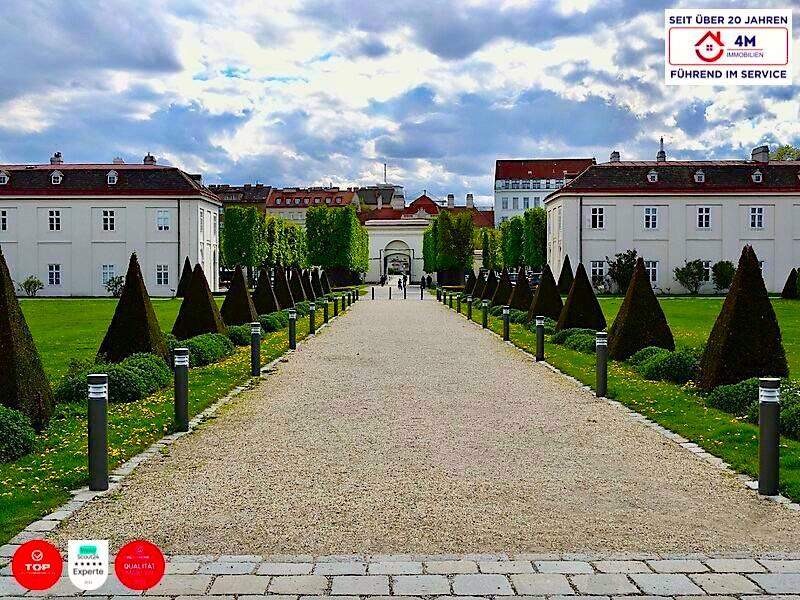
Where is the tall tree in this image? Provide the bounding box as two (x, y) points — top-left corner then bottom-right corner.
(500, 216), (524, 268)
(306, 205), (367, 285)
(523, 207), (547, 268)
(770, 144), (800, 160)
(220, 207), (267, 278)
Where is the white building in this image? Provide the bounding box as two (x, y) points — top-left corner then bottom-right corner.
(544, 144), (800, 293)
(0, 153), (221, 297)
(494, 158), (595, 226)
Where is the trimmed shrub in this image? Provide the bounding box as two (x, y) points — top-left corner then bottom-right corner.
(0, 406), (36, 462)
(783, 403), (800, 440)
(311, 268), (324, 297)
(274, 267), (295, 309)
(54, 359), (102, 404)
(697, 245), (788, 389)
(176, 256), (193, 297)
(294, 300), (310, 316)
(0, 249), (54, 431)
(162, 332), (179, 354)
(464, 271), (477, 296)
(706, 378), (759, 416)
(508, 308), (527, 324)
(172, 264), (227, 340)
(489, 305), (504, 317)
(120, 353), (171, 394)
(528, 264), (563, 322)
(472, 271), (486, 299)
(637, 348), (697, 384)
(628, 346), (669, 367)
(289, 266), (307, 302)
(220, 265), (258, 326)
(322, 270), (332, 295)
(259, 312), (284, 332)
(481, 269), (498, 301)
(185, 333), (235, 367)
(564, 333), (596, 354)
(492, 267), (513, 306)
(781, 268), (798, 299)
(608, 257), (675, 361)
(509, 267), (533, 311)
(106, 364), (149, 403)
(274, 310), (290, 326)
(253, 267), (280, 314)
(555, 263), (606, 332)
(712, 260), (735, 292)
(226, 325), (252, 346)
(557, 254), (574, 294)
(552, 327), (596, 344)
(301, 269), (316, 301)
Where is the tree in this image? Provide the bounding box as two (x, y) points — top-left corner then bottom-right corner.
(274, 267), (295, 309)
(463, 271), (477, 295)
(500, 216), (524, 269)
(435, 211), (474, 285)
(781, 268), (799, 300)
(220, 265), (258, 325)
(176, 257), (193, 297)
(423, 220), (438, 274)
(527, 264), (562, 322)
(712, 260), (735, 292)
(172, 264), (227, 340)
(105, 275), (125, 298)
(771, 144), (800, 160)
(478, 227), (502, 270)
(673, 259), (706, 294)
(608, 258), (675, 360)
(523, 207), (546, 268)
(97, 253), (168, 363)
(253, 267), (280, 314)
(697, 246), (788, 389)
(220, 207), (267, 277)
(481, 228), (489, 269)
(18, 276), (44, 297)
(481, 269), (498, 301)
(556, 263), (607, 331)
(492, 267), (513, 306)
(0, 249), (53, 431)
(557, 255), (574, 294)
(605, 249), (638, 293)
(306, 205), (367, 285)
(509, 267), (533, 311)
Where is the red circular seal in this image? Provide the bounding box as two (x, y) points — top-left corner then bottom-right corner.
(12, 539), (63, 591)
(114, 540), (165, 590)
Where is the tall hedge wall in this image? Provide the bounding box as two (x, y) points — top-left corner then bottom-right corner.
(523, 207), (547, 269)
(500, 216), (524, 269)
(306, 205), (368, 279)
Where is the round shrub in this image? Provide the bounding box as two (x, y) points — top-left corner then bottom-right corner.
(706, 378), (759, 416)
(54, 359), (109, 404)
(226, 324), (252, 347)
(551, 327), (595, 345)
(564, 332), (597, 354)
(106, 364), (149, 403)
(0, 406), (36, 462)
(185, 333), (235, 367)
(162, 332), (179, 354)
(489, 305), (504, 317)
(274, 310), (290, 326)
(294, 301), (310, 316)
(637, 348), (698, 384)
(782, 403), (800, 440)
(628, 346), (670, 367)
(259, 313), (284, 333)
(120, 353), (171, 394)
(508, 309), (527, 324)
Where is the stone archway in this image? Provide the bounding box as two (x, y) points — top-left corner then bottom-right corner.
(383, 239), (412, 278)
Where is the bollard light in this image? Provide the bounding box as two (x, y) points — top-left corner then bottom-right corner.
(436, 287), (441, 301)
(404, 284), (407, 300)
(535, 316), (545, 361)
(250, 322), (261, 376)
(502, 306), (510, 341)
(174, 348), (189, 432)
(420, 284), (424, 300)
(309, 302), (316, 334)
(759, 377), (781, 495)
(457, 294), (461, 314)
(595, 331), (608, 397)
(467, 295), (473, 320)
(87, 373), (109, 491)
(333, 296), (339, 317)
(323, 299), (329, 323)
(372, 287), (375, 300)
(288, 309), (297, 349)
(448, 293), (453, 309)
(389, 286), (392, 300)
(482, 299), (489, 329)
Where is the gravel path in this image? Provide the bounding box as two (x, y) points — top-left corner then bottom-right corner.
(53, 292), (800, 554)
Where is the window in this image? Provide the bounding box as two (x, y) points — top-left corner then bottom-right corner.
(156, 264), (169, 285)
(304, 198), (309, 204)
(590, 260), (605, 285)
(199, 245), (205, 267)
(647, 170), (658, 183)
(212, 212), (217, 239)
(314, 197), (321, 204)
(501, 198), (509, 210)
(0, 210), (6, 232)
(643, 206), (658, 229)
(512, 197), (519, 210)
(523, 197), (530, 209)
(694, 170), (705, 183)
(325, 198), (331, 204)
(644, 260), (658, 283)
(697, 206), (711, 229)
(48, 209), (61, 231)
(702, 260), (711, 282)
(590, 207), (604, 229)
(533, 181), (541, 189)
(276, 198), (282, 205)
(502, 181), (509, 189)
(199, 210), (205, 239)
(51, 171), (62, 185)
(545, 180), (552, 189)
(511, 181), (520, 189)
(534, 197), (541, 207)
(156, 209), (170, 231)
(335, 197), (342, 204)
(752, 170), (763, 183)
(0, 171), (8, 185)
(101, 264), (115, 285)
(107, 171), (118, 185)
(48, 264), (61, 286)
(294, 198), (301, 205)
(749, 206), (764, 229)
(102, 209), (115, 231)
(521, 181), (530, 189)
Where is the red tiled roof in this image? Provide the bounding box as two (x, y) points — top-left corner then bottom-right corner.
(449, 206), (495, 228)
(359, 207), (404, 223)
(266, 187), (356, 208)
(495, 158), (596, 180)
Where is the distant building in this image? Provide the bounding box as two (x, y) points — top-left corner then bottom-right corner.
(494, 158), (596, 225)
(208, 183), (271, 212)
(265, 187), (358, 224)
(0, 152), (221, 296)
(355, 184), (405, 211)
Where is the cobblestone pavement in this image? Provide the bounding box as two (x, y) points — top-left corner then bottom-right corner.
(2, 554), (800, 597)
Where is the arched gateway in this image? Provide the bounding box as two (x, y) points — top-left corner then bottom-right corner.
(383, 239), (412, 277)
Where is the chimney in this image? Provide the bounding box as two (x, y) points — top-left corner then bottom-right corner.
(656, 137), (666, 162)
(751, 145), (770, 163)
(447, 193), (455, 208)
(610, 150), (620, 162)
(112, 157), (125, 164)
(466, 193), (474, 208)
(50, 151), (63, 165)
(143, 153), (157, 165)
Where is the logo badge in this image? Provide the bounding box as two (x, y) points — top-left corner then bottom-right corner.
(67, 540), (109, 591)
(12, 540), (63, 591)
(114, 540), (165, 591)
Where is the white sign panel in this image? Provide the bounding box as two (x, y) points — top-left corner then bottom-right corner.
(665, 9), (792, 85)
(68, 540), (109, 591)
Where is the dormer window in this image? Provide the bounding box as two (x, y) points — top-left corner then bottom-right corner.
(647, 170), (658, 183)
(694, 170), (705, 183)
(276, 198), (282, 205)
(0, 171), (8, 185)
(107, 170), (118, 185)
(51, 171), (63, 185)
(752, 170), (763, 183)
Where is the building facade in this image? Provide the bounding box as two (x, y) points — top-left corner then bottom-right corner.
(544, 145), (800, 293)
(0, 153), (221, 297)
(208, 183), (271, 212)
(264, 187), (357, 223)
(494, 158), (596, 226)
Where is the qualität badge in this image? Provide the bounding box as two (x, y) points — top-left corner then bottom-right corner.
(114, 540), (165, 591)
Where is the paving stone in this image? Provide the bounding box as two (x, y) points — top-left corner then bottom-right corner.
(176, 597), (233, 600)
(218, 554), (262, 562)
(433, 596), (493, 600)
(630, 573), (705, 595)
(300, 596), (357, 600)
(452, 574), (513, 595)
(197, 562), (256, 575)
(257, 562), (314, 575)
(368, 562), (423, 574)
(368, 596), (423, 600)
(673, 596), (737, 600)
(610, 596), (664, 600)
(647, 559), (708, 573)
(25, 577), (81, 596)
(331, 575), (389, 595)
(313, 562), (366, 575)
(0, 546), (19, 559)
(83, 575), (140, 596)
(511, 574), (573, 595)
(690, 573), (763, 594)
(239, 596), (297, 600)
(550, 596), (607, 600)
(426, 561), (478, 574)
(593, 561), (651, 574)
(760, 559), (800, 572)
(170, 555), (216, 563)
(145, 575), (213, 595)
(166, 562), (201, 574)
(269, 575), (328, 594)
(705, 558), (766, 573)
(392, 575), (450, 595)
(571, 574), (639, 595)
(207, 575), (270, 595)
(749, 573), (800, 594)
(479, 560), (534, 573)
(535, 560), (593, 574)
(746, 596), (800, 600)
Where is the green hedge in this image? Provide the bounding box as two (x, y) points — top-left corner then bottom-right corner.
(628, 346), (670, 367)
(635, 348), (698, 385)
(564, 333), (596, 354)
(120, 353), (171, 394)
(551, 327), (596, 345)
(54, 354), (170, 404)
(226, 324), (252, 347)
(0, 406), (36, 463)
(185, 333), (235, 367)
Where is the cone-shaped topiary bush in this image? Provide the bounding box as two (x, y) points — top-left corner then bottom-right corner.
(311, 268), (324, 297)
(463, 271), (476, 296)
(301, 269), (316, 301)
(322, 270), (332, 294)
(509, 267), (533, 311)
(0, 249), (54, 431)
(492, 267), (513, 306)
(781, 268), (798, 299)
(608, 258), (675, 360)
(697, 245), (788, 389)
(557, 254), (574, 294)
(528, 264), (563, 322)
(556, 263), (606, 331)
(175, 257), (193, 297)
(482, 270), (498, 301)
(274, 267), (295, 308)
(289, 266), (306, 302)
(98, 253), (168, 364)
(172, 264), (227, 340)
(220, 265), (258, 326)
(472, 271), (486, 298)
(253, 267), (280, 314)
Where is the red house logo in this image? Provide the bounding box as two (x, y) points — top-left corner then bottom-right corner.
(695, 31), (724, 63)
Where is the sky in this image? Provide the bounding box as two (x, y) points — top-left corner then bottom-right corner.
(0, 0), (797, 207)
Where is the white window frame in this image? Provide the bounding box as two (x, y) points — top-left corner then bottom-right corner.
(501, 198), (508, 210)
(48, 263), (61, 286)
(511, 181), (520, 190)
(107, 170), (118, 185)
(51, 171), (63, 185)
(523, 197), (530, 209)
(48, 209), (61, 231)
(643, 206), (658, 229)
(697, 206), (711, 229)
(212, 212), (218, 240)
(752, 170), (763, 183)
(590, 260), (605, 284)
(512, 197), (519, 210)
(276, 198), (282, 205)
(590, 207), (604, 229)
(647, 170), (658, 183)
(0, 209), (6, 232)
(156, 209), (170, 231)
(702, 260), (711, 282)
(101, 264), (115, 285)
(156, 264), (169, 285)
(0, 171), (8, 185)
(199, 209), (205, 239)
(749, 206), (764, 229)
(644, 260), (658, 283)
(102, 209), (115, 231)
